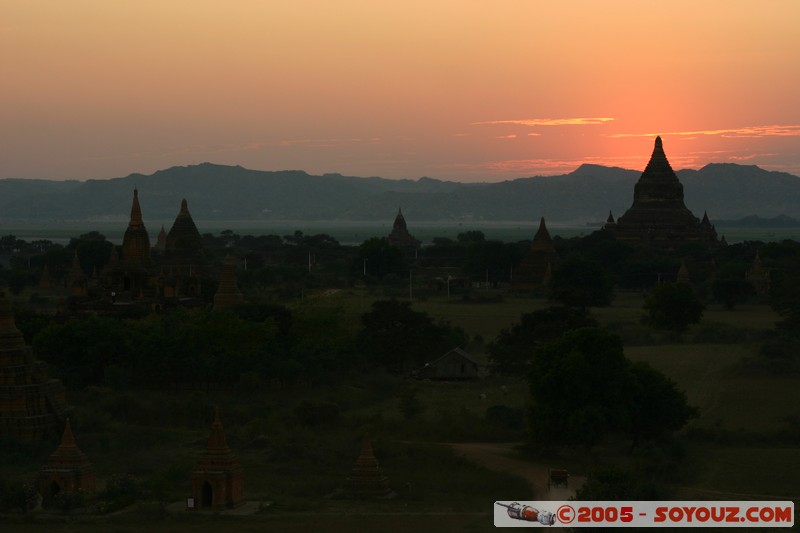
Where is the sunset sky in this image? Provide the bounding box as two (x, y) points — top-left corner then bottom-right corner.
(2, 1), (799, 182)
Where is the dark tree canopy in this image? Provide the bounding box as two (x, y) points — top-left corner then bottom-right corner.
(643, 283), (704, 332)
(548, 257), (614, 309)
(356, 237), (408, 280)
(627, 361), (697, 443)
(529, 328), (631, 447)
(711, 278), (755, 310)
(487, 307), (596, 375)
(357, 299), (465, 372)
(528, 328), (695, 448)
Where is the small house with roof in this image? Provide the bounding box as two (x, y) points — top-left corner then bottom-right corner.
(417, 347), (479, 380)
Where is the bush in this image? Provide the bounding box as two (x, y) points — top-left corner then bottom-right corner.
(643, 283), (704, 333)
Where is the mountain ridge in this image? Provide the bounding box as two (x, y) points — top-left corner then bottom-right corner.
(1, 163), (799, 223)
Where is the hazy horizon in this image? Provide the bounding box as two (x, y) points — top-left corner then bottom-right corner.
(3, 1), (800, 182)
(4, 157), (799, 186)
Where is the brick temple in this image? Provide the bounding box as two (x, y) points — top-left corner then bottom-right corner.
(38, 419), (95, 504)
(606, 136), (718, 248)
(387, 208), (421, 252)
(512, 217), (560, 291)
(190, 408), (244, 510)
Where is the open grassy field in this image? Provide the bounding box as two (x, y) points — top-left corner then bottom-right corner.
(626, 344), (800, 433)
(2, 287), (798, 529)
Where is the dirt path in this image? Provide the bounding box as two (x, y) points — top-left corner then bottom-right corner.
(447, 442), (585, 501)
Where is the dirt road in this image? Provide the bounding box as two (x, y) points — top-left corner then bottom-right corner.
(447, 442), (585, 500)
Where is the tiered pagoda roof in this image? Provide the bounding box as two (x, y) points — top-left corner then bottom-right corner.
(0, 293), (68, 439)
(609, 137), (718, 247)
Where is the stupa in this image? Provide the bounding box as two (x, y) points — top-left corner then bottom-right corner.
(190, 408), (244, 510)
(608, 136), (718, 248)
(163, 199), (209, 298)
(38, 419), (95, 504)
(107, 189), (153, 296)
(387, 208), (421, 251)
(0, 293), (68, 439)
(512, 217), (560, 291)
(213, 255), (244, 310)
(344, 434), (393, 498)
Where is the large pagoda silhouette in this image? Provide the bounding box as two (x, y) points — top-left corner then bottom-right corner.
(606, 136), (718, 248)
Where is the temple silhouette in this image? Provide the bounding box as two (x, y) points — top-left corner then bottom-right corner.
(59, 189), (236, 310)
(605, 136), (718, 248)
(0, 292), (68, 439)
(512, 217), (559, 291)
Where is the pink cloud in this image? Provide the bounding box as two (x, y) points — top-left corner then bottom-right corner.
(473, 117), (615, 127)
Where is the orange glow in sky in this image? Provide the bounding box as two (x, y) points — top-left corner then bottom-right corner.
(2, 1), (800, 181)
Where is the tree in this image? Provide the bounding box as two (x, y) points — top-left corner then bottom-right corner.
(711, 278), (755, 310)
(529, 328), (632, 448)
(627, 361), (697, 443)
(357, 300), (464, 371)
(643, 283), (704, 333)
(356, 238), (408, 280)
(457, 230), (485, 243)
(487, 307), (596, 375)
(528, 328), (695, 448)
(548, 257), (614, 309)
(68, 232), (113, 274)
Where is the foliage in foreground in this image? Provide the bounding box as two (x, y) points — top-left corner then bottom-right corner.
(528, 328), (697, 448)
(487, 306), (597, 375)
(643, 282), (705, 333)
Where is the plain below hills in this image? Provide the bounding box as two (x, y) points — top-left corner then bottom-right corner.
(1, 162), (800, 224)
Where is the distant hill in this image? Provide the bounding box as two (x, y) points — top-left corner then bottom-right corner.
(1, 162), (799, 224)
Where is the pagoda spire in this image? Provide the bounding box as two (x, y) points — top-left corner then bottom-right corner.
(531, 217), (553, 251)
(130, 188), (144, 227)
(59, 418), (77, 449)
(207, 407), (230, 453)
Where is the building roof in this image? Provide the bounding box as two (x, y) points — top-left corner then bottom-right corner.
(426, 347), (479, 367)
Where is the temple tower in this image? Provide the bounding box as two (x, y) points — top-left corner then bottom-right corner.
(121, 188), (151, 265)
(163, 199), (208, 298)
(0, 293), (68, 439)
(39, 419), (95, 505)
(746, 252), (770, 295)
(512, 217), (560, 291)
(611, 137), (718, 248)
(213, 255), (244, 310)
(154, 225), (167, 252)
(387, 208), (421, 252)
(108, 189), (153, 297)
(66, 252), (87, 297)
(190, 409), (244, 510)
